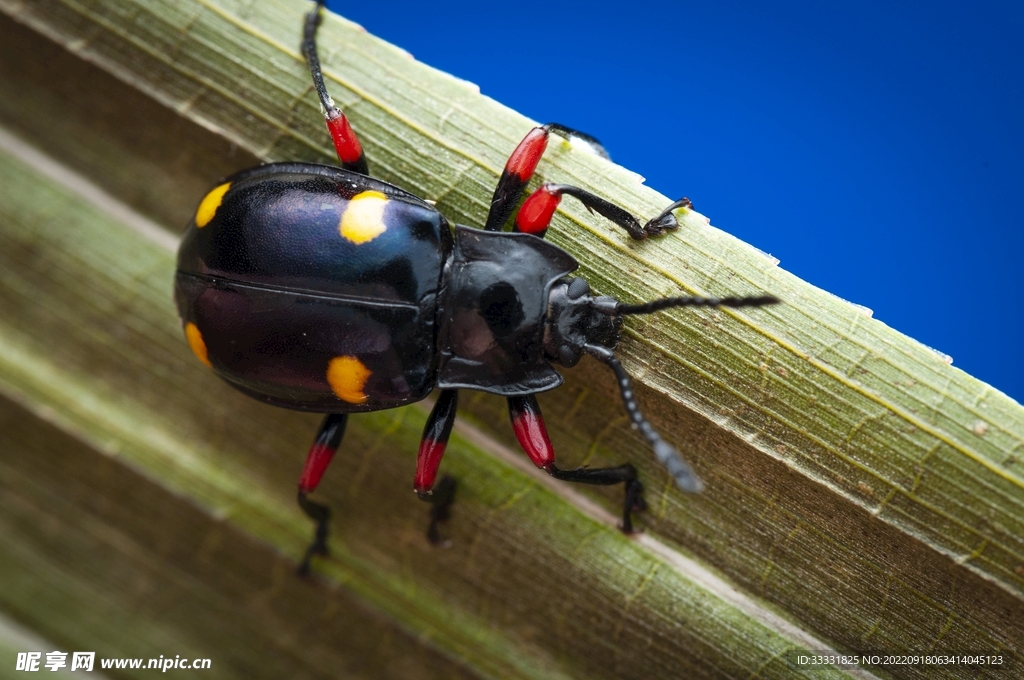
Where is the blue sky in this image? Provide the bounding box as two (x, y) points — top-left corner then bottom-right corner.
(326, 0), (1024, 404)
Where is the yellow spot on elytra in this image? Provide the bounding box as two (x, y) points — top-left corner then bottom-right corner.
(195, 182), (231, 228)
(326, 356), (371, 403)
(184, 322), (212, 367)
(339, 191), (388, 244)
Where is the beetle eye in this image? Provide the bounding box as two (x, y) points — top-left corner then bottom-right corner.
(566, 277), (590, 300)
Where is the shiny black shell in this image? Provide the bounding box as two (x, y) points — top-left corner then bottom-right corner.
(175, 163), (452, 412)
(436, 227), (576, 394)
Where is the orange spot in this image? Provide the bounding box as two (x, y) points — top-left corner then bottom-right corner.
(339, 191), (387, 244)
(195, 182), (231, 228)
(184, 322), (212, 367)
(326, 356), (371, 403)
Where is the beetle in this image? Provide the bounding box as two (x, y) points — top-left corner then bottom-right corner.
(174, 0), (778, 573)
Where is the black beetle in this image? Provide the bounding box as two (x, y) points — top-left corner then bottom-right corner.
(174, 0), (778, 573)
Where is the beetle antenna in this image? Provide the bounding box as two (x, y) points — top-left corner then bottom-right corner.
(615, 295), (779, 316)
(583, 344), (704, 493)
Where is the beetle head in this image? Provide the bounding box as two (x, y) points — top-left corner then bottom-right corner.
(544, 276), (704, 493)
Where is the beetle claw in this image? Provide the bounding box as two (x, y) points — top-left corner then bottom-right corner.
(643, 197), (692, 237)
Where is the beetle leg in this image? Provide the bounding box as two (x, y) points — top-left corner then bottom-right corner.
(484, 126), (549, 232)
(508, 394), (646, 532)
(422, 476), (457, 546)
(415, 389), (459, 544)
(484, 123), (609, 232)
(303, 0), (370, 175)
(297, 413), (347, 575)
(514, 183), (690, 240)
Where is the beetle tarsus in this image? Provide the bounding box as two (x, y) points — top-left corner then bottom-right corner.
(297, 490), (331, 576)
(622, 478), (646, 533)
(642, 197), (692, 236)
(420, 475), (457, 545)
(547, 463), (646, 533)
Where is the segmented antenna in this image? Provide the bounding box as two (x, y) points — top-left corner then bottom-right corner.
(616, 295), (779, 316)
(584, 344), (704, 493)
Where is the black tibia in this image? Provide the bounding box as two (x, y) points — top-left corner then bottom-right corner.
(484, 172), (527, 233)
(297, 491), (330, 576)
(548, 463), (647, 533)
(420, 475), (457, 545)
(302, 1), (332, 112)
(546, 185), (691, 240)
